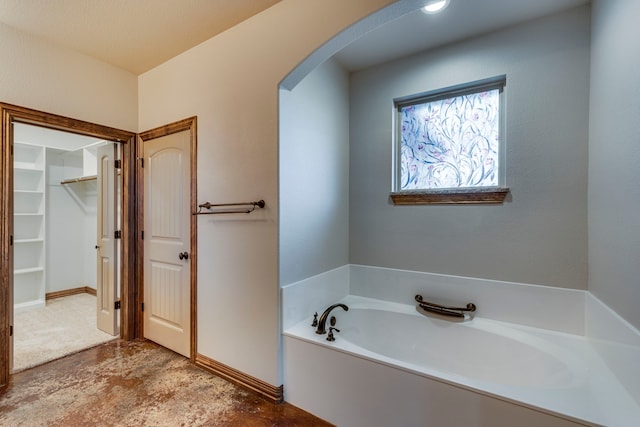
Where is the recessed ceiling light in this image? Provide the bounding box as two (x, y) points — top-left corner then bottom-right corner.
(422, 0), (450, 14)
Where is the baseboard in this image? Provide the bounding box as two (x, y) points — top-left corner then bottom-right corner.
(46, 286), (97, 300)
(195, 353), (284, 404)
(14, 299), (46, 312)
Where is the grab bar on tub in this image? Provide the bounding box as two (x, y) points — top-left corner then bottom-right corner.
(414, 295), (476, 318)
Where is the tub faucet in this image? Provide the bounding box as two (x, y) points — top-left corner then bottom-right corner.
(315, 303), (349, 334)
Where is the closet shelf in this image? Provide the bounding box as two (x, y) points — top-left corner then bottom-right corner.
(15, 267), (44, 275)
(14, 141), (46, 307)
(14, 165), (44, 172)
(61, 175), (97, 185)
(14, 238), (44, 244)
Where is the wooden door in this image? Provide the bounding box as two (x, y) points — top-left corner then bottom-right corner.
(96, 143), (118, 336)
(142, 130), (191, 357)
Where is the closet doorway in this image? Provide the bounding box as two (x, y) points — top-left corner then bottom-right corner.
(12, 123), (117, 371)
(0, 103), (138, 385)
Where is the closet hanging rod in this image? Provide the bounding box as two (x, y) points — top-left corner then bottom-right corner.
(60, 175), (97, 185)
(194, 200), (265, 215)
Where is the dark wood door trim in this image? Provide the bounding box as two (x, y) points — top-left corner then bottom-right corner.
(137, 117), (198, 362)
(0, 103), (137, 386)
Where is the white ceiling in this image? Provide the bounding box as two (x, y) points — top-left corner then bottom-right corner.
(0, 0), (281, 75)
(335, 0), (590, 71)
(0, 0), (589, 76)
(14, 123), (105, 151)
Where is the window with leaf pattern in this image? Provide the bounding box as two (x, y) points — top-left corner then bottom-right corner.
(394, 76), (506, 196)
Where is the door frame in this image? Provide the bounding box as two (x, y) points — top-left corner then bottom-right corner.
(0, 103), (138, 385)
(137, 117), (197, 362)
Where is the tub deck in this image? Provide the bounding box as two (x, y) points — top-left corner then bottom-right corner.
(284, 295), (640, 427)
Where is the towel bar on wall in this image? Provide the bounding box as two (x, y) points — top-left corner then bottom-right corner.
(193, 200), (265, 215)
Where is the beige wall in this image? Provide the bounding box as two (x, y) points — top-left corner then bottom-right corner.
(138, 0), (401, 386)
(0, 22), (137, 131)
(1, 0), (423, 389)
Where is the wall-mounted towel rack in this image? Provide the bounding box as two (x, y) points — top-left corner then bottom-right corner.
(194, 200), (265, 215)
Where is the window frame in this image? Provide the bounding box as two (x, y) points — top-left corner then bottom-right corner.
(391, 75), (509, 205)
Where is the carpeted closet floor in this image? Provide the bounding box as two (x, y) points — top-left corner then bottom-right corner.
(0, 340), (331, 426)
(13, 293), (116, 372)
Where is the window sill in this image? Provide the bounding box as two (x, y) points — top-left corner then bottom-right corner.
(390, 188), (510, 205)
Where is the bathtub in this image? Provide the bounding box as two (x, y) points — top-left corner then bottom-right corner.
(284, 295), (640, 427)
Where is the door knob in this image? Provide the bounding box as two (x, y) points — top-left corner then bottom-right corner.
(179, 251), (189, 260)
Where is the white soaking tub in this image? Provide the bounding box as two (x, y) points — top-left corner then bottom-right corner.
(283, 295), (640, 427)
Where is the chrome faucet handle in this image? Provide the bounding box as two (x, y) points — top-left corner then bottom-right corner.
(311, 312), (318, 327)
(327, 327), (340, 342)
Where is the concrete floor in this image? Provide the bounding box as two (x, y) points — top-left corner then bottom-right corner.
(0, 339), (332, 426)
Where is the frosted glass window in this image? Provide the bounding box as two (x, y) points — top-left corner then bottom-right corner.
(396, 77), (505, 191)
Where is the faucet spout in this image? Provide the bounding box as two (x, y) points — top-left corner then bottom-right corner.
(315, 303), (349, 334)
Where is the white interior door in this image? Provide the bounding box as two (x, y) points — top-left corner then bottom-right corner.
(96, 143), (118, 336)
(143, 130), (191, 357)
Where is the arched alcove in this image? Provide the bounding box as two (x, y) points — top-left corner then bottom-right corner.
(278, 0), (592, 290)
